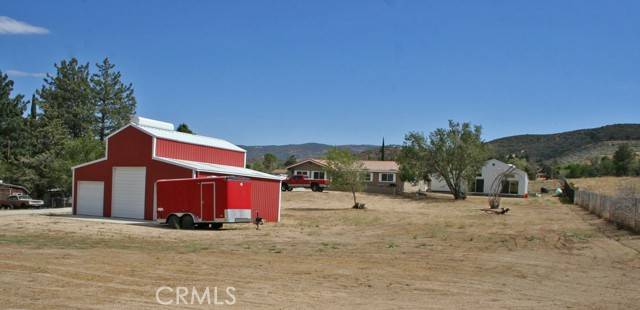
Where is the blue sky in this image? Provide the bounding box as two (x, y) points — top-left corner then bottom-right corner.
(1, 1), (639, 146)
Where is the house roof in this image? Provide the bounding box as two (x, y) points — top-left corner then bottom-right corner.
(132, 123), (246, 153)
(155, 157), (283, 181)
(0, 182), (29, 193)
(360, 160), (399, 172)
(286, 158), (399, 172)
(285, 159), (328, 169)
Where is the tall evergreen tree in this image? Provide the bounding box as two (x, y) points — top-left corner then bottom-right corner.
(30, 94), (38, 120)
(0, 71), (27, 160)
(37, 58), (95, 138)
(176, 123), (193, 134)
(380, 137), (385, 161)
(91, 57), (137, 141)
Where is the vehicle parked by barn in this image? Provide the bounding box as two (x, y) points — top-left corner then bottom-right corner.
(281, 174), (330, 192)
(0, 194), (45, 209)
(156, 176), (253, 229)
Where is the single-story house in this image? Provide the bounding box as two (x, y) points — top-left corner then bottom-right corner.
(429, 159), (529, 197)
(285, 159), (404, 194)
(0, 182), (28, 200)
(72, 117), (283, 222)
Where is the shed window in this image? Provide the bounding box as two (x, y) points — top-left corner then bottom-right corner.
(379, 173), (395, 183)
(501, 180), (519, 194)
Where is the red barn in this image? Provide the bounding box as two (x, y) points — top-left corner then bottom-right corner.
(72, 117), (282, 222)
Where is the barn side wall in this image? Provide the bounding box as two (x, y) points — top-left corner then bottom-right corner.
(196, 172), (281, 222)
(155, 138), (245, 167)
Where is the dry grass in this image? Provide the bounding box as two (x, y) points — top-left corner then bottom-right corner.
(1, 191), (639, 309)
(569, 176), (640, 196)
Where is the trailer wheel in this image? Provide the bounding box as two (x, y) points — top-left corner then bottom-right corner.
(281, 183), (289, 191)
(211, 223), (223, 230)
(311, 183), (319, 192)
(167, 215), (181, 229)
(180, 214), (195, 229)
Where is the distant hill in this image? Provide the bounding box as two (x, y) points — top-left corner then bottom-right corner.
(241, 143), (378, 162)
(242, 124), (640, 165)
(488, 124), (640, 163)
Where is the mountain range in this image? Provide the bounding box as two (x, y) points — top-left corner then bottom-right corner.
(242, 124), (640, 165)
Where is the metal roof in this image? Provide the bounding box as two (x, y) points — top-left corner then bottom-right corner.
(154, 157), (283, 181)
(132, 123), (246, 153)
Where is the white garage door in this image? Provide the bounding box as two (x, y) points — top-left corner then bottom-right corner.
(76, 181), (104, 216)
(112, 167), (146, 219)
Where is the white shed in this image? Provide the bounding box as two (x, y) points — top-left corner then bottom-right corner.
(429, 159), (529, 197)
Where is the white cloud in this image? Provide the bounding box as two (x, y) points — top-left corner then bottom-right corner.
(0, 16), (49, 34)
(6, 70), (47, 78)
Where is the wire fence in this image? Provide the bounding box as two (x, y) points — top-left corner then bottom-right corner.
(574, 190), (640, 233)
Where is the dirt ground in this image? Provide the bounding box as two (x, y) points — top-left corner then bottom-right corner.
(1, 191), (640, 309)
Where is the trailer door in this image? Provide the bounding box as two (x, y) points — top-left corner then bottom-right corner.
(200, 182), (215, 221)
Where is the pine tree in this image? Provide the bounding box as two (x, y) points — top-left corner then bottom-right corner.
(30, 94), (38, 120)
(176, 123), (194, 134)
(37, 58), (95, 138)
(91, 58), (137, 141)
(0, 71), (27, 161)
(380, 137), (385, 161)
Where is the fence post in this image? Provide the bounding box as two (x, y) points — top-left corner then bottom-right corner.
(636, 198), (640, 233)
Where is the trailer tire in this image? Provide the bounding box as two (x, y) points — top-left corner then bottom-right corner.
(180, 214), (195, 229)
(281, 183), (289, 191)
(167, 215), (181, 229)
(211, 223), (223, 230)
(311, 183), (319, 192)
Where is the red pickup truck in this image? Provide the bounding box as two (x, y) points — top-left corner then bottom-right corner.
(281, 175), (330, 192)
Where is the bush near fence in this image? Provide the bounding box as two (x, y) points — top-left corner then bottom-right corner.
(574, 190), (640, 233)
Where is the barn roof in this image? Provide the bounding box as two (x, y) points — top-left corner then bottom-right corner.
(155, 157), (284, 181)
(132, 123), (246, 153)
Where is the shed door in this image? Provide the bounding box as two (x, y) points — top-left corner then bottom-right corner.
(112, 167), (146, 219)
(77, 181), (104, 216)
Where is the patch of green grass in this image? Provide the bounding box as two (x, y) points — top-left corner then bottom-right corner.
(562, 229), (594, 242)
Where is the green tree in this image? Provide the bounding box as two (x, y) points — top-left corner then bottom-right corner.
(262, 153), (278, 173)
(91, 57), (137, 141)
(399, 121), (489, 200)
(283, 155), (297, 167)
(613, 144), (635, 176)
(326, 148), (366, 207)
(176, 123), (194, 134)
(380, 137), (385, 161)
(0, 71), (27, 160)
(397, 132), (430, 184)
(251, 161), (266, 172)
(37, 58), (95, 138)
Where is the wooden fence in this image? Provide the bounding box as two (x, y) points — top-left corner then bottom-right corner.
(574, 190), (640, 233)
